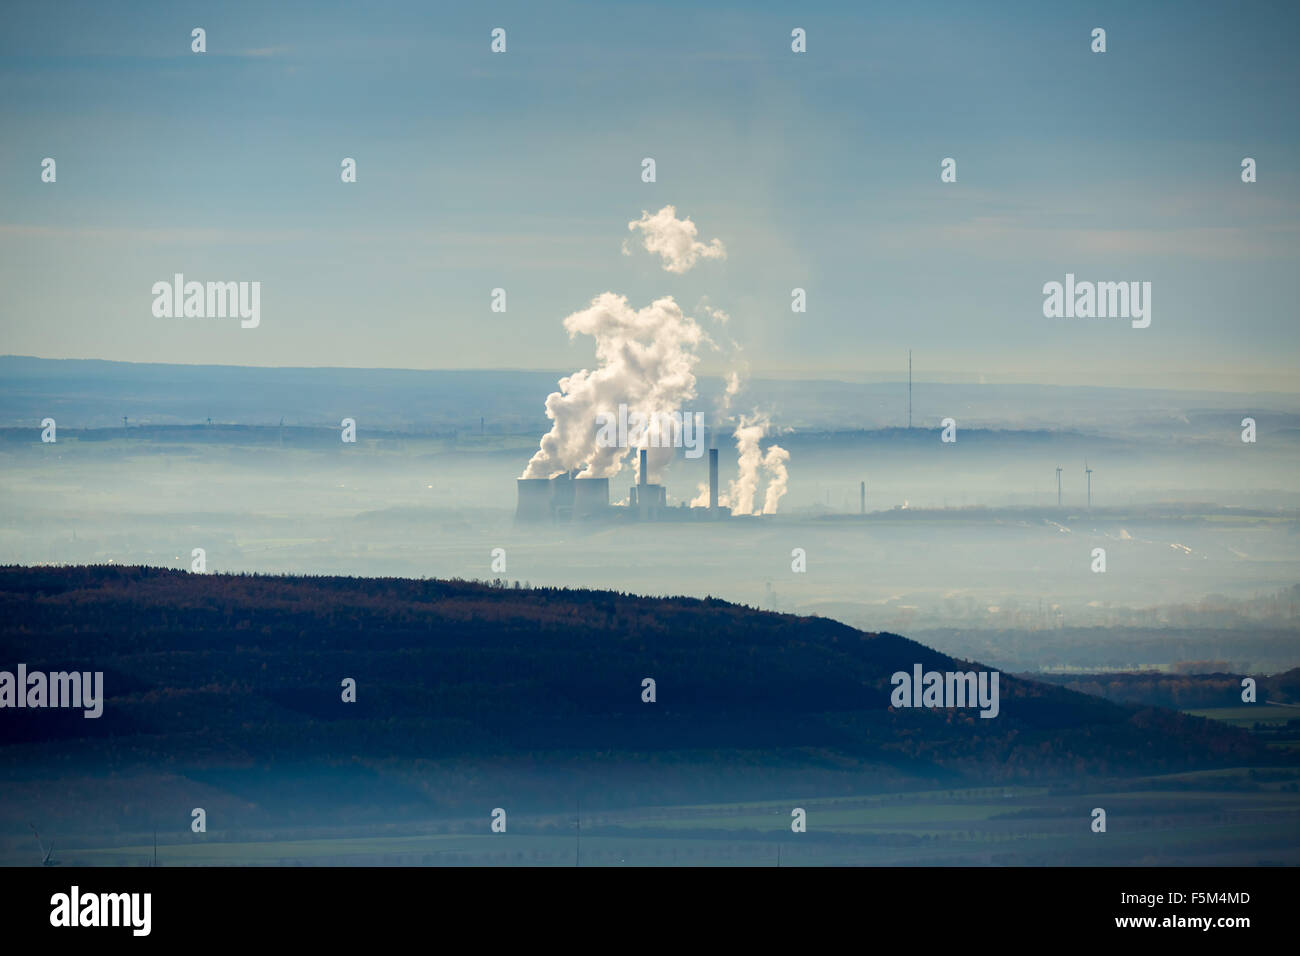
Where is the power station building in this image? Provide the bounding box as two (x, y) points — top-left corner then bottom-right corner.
(515, 474), (610, 523)
(516, 447), (723, 524)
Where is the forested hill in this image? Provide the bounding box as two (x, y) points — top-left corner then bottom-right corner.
(0, 566), (1263, 792)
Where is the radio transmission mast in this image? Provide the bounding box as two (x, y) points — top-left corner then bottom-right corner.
(908, 350), (912, 429)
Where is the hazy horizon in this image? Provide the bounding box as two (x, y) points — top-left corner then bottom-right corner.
(3, 0), (1298, 393)
(5, 352), (1300, 395)
(2, 0), (1298, 884)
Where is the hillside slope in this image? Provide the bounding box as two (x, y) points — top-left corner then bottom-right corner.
(0, 566), (1271, 832)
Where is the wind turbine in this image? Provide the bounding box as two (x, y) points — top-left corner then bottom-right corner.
(30, 824), (59, 866)
(1085, 461), (1094, 510)
(1055, 466), (1062, 507)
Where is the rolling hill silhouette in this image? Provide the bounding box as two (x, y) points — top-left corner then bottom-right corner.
(0, 565), (1269, 830)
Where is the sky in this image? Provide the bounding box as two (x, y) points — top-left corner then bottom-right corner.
(1, 0), (1297, 391)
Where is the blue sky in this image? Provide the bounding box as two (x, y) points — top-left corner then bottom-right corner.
(1, 0), (1297, 390)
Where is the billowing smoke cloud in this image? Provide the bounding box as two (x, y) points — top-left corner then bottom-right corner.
(521, 292), (705, 480)
(727, 417), (766, 515)
(760, 443), (790, 513)
(689, 413), (790, 515)
(525, 207), (790, 507)
(722, 368), (742, 409)
(696, 302), (745, 417)
(700, 304), (731, 325)
(626, 205), (727, 274)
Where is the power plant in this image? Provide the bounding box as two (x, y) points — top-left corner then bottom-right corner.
(516, 447), (727, 524)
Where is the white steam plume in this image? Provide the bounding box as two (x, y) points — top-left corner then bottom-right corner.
(723, 368), (742, 410)
(728, 416), (766, 515)
(760, 443), (790, 514)
(690, 414), (791, 514)
(626, 205), (726, 274)
(521, 292), (705, 480)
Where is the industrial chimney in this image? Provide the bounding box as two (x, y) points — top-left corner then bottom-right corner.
(709, 448), (719, 512)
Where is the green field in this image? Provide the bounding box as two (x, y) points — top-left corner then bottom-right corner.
(1185, 705), (1299, 727)
(45, 770), (1300, 867)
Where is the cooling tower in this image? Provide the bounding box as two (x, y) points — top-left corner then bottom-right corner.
(515, 478), (552, 523)
(709, 448), (719, 511)
(572, 476), (609, 519)
(550, 471), (576, 521)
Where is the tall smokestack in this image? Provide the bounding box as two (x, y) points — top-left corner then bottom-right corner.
(709, 448), (719, 511)
(639, 448), (648, 486)
(860, 480), (865, 515)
